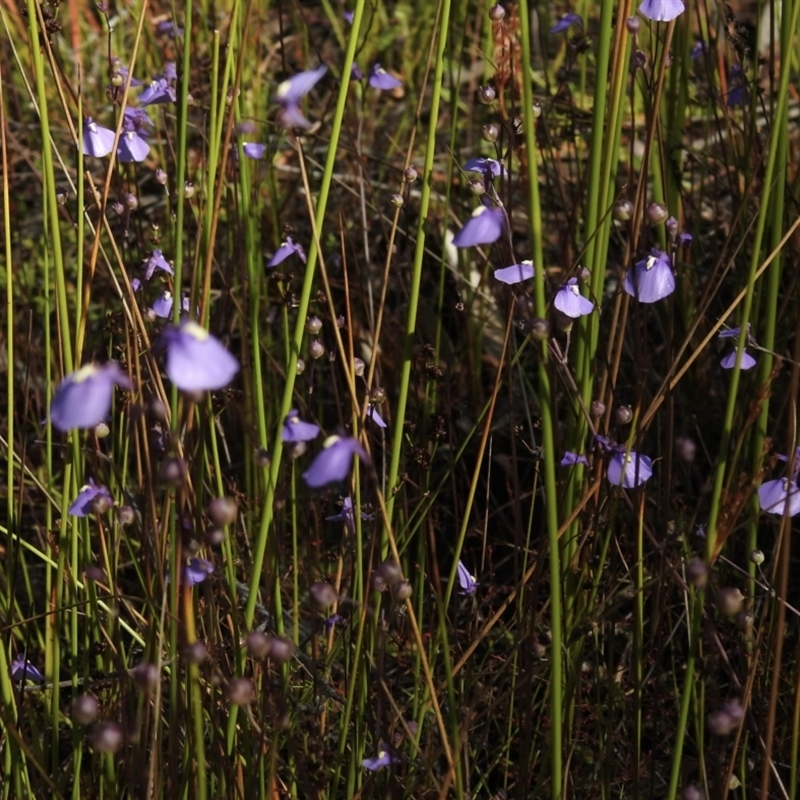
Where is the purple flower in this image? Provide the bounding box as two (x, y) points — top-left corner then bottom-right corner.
(453, 206), (505, 247)
(561, 451), (589, 467)
(623, 248), (675, 303)
(676, 231), (693, 247)
(638, 0), (685, 22)
(366, 405), (387, 428)
(138, 78), (176, 105)
(11, 654), (45, 683)
(554, 278), (594, 317)
(277, 104), (312, 130)
(131, 278), (142, 292)
(362, 744), (398, 771)
(457, 560), (478, 595)
(727, 65), (749, 107)
(282, 410), (321, 443)
(183, 557), (214, 586)
(82, 118), (116, 158)
(758, 478), (800, 516)
(50, 362), (133, 431)
(160, 320), (240, 392)
(350, 63), (364, 81)
(274, 66), (327, 106)
(143, 249), (173, 280)
(463, 157), (507, 177)
(719, 325), (757, 370)
(242, 142), (265, 159)
(369, 64), (402, 91)
(325, 613), (345, 633)
(325, 496), (372, 531)
(117, 130), (151, 162)
(550, 13), (582, 34)
(155, 20), (183, 37)
(494, 261), (534, 285)
(122, 107), (154, 134)
(114, 64), (142, 87)
(303, 435), (368, 488)
(267, 236), (306, 267)
(69, 478), (113, 516)
(607, 449), (653, 488)
(151, 291), (190, 319)
(691, 41), (707, 60)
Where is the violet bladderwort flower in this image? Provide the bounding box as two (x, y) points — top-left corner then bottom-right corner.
(117, 130), (151, 163)
(369, 63), (402, 91)
(463, 156), (508, 178)
(143, 249), (173, 281)
(366, 404), (387, 429)
(638, 0), (685, 22)
(274, 65), (327, 129)
(242, 142), (265, 159)
(325, 496), (373, 531)
(151, 291), (190, 319)
(50, 362), (133, 432)
(596, 436), (653, 488)
(759, 448), (800, 516)
(138, 77), (176, 106)
(623, 248), (675, 303)
(69, 479), (113, 516)
(457, 560), (478, 595)
(267, 236), (307, 267)
(183, 558), (214, 586)
(550, 13), (582, 34)
(282, 410), (321, 443)
(362, 744), (398, 771)
(494, 261), (535, 285)
(160, 320), (240, 392)
(719, 325), (757, 370)
(82, 118), (116, 158)
(453, 205), (505, 248)
(554, 278), (594, 318)
(303, 435), (369, 489)
(11, 654), (45, 683)
(561, 451), (589, 467)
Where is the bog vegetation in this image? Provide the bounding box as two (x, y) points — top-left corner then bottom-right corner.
(1, 0), (800, 798)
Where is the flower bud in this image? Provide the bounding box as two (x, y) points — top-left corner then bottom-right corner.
(626, 16), (640, 35)
(309, 339), (325, 360)
(677, 437), (697, 463)
(71, 694), (100, 725)
(310, 581), (338, 608)
(92, 721), (124, 754)
(227, 678), (254, 705)
(124, 193), (138, 210)
(353, 357), (365, 377)
(155, 168), (167, 185)
(112, 202), (125, 216)
(478, 85), (496, 104)
(376, 559), (403, 586)
(612, 199), (633, 221)
(488, 4), (505, 21)
(390, 193), (404, 208)
(681, 785), (704, 800)
(646, 201), (669, 226)
(208, 496), (237, 527)
(181, 642), (207, 665)
(246, 632), (271, 660)
(468, 178), (486, 196)
(715, 587), (744, 617)
(184, 182), (195, 199)
(578, 266), (591, 282)
(591, 400), (606, 417)
(371, 386), (386, 404)
(159, 457), (187, 487)
(268, 635), (295, 664)
(255, 447), (271, 468)
(296, 359), (306, 375)
(305, 316), (323, 335)
(632, 49), (648, 70)
(532, 101), (542, 119)
(131, 662), (160, 691)
(666, 216), (679, 239)
(685, 558), (708, 588)
(404, 165), (418, 183)
(337, 314), (346, 328)
(749, 549), (765, 566)
(205, 527), (225, 546)
(707, 700), (744, 736)
(531, 319), (550, 341)
(91, 493), (112, 516)
(57, 189), (69, 205)
(482, 123), (499, 143)
(392, 579), (413, 601)
(117, 505), (135, 526)
(615, 405), (633, 425)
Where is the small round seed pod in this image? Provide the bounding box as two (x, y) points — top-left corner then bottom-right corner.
(227, 678), (254, 705)
(646, 201), (669, 226)
(715, 587), (744, 617)
(72, 694), (100, 725)
(208, 496), (237, 527)
(92, 722), (124, 753)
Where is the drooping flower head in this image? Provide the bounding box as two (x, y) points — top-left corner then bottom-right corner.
(623, 248), (675, 303)
(69, 479), (113, 516)
(123, 107), (154, 134)
(453, 205), (505, 247)
(183, 557), (214, 586)
(82, 118), (116, 158)
(274, 66), (327, 106)
(463, 157), (507, 178)
(143, 249), (173, 280)
(554, 278), (594, 318)
(50, 362), (133, 431)
(638, 0), (685, 22)
(369, 64), (402, 91)
(456, 560), (478, 595)
(160, 321), (240, 392)
(151, 291), (190, 319)
(267, 236), (306, 267)
(117, 130), (151, 163)
(282, 410), (321, 443)
(362, 744), (398, 771)
(596, 435), (653, 488)
(366, 405), (387, 428)
(550, 13), (583, 34)
(758, 447), (800, 516)
(11, 654), (45, 683)
(494, 261), (534, 285)
(719, 325), (757, 370)
(303, 435), (368, 488)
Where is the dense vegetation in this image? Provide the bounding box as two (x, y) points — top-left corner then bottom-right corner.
(1, 0), (800, 798)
